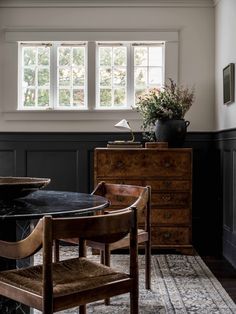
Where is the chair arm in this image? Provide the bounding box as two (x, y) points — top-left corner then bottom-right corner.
(0, 219), (43, 259)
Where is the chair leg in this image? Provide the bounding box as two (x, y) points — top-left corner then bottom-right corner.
(104, 245), (111, 305)
(79, 304), (86, 314)
(145, 240), (151, 289)
(130, 288), (139, 314)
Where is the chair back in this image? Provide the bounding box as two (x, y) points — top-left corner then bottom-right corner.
(92, 181), (151, 229)
(0, 207), (138, 313)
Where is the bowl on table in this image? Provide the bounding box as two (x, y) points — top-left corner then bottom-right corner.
(0, 177), (51, 200)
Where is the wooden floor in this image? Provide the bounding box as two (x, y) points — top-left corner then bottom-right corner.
(202, 256), (236, 304)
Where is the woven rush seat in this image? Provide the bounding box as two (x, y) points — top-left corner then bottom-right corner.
(0, 257), (129, 297)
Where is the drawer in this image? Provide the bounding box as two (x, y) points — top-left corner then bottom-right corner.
(95, 150), (191, 178)
(145, 180), (191, 191)
(152, 209), (190, 225)
(95, 179), (143, 186)
(152, 192), (190, 207)
(153, 227), (190, 245)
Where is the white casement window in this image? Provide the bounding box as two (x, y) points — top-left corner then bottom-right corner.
(133, 44), (163, 102)
(19, 42), (87, 110)
(97, 43), (128, 109)
(18, 41), (163, 110)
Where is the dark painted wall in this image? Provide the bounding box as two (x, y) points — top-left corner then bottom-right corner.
(0, 131), (232, 263)
(215, 130), (236, 268)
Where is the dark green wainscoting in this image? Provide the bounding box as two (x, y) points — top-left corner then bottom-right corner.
(0, 131), (234, 267)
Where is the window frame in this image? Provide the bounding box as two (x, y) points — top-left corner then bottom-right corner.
(3, 29), (179, 121)
(18, 42), (88, 111)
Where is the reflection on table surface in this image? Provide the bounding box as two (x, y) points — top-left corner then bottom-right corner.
(0, 190), (109, 220)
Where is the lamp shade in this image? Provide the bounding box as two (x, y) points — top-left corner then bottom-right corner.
(114, 119), (131, 130)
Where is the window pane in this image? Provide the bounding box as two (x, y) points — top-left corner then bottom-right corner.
(114, 67), (126, 86)
(114, 88), (126, 106)
(23, 89), (35, 107)
(23, 48), (36, 66)
(99, 47), (112, 66)
(73, 89), (84, 106)
(100, 89), (112, 107)
(99, 68), (112, 86)
(134, 47), (147, 66)
(24, 68), (35, 86)
(149, 67), (162, 85)
(59, 47), (71, 66)
(73, 68), (85, 86)
(149, 47), (162, 66)
(135, 89), (146, 103)
(38, 47), (50, 66)
(59, 68), (71, 86)
(114, 47), (126, 66)
(135, 68), (147, 87)
(73, 47), (85, 66)
(59, 89), (71, 106)
(38, 68), (50, 87)
(38, 89), (49, 106)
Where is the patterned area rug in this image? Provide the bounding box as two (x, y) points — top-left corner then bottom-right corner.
(34, 247), (236, 314)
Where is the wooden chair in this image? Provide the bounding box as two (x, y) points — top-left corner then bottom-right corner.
(60, 182), (151, 295)
(0, 208), (138, 314)
(89, 182), (151, 292)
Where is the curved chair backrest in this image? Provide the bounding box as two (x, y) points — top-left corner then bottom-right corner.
(92, 181), (151, 228)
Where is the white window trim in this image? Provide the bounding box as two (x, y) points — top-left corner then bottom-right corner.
(2, 28), (179, 121)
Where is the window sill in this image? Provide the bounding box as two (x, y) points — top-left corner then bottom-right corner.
(2, 109), (140, 121)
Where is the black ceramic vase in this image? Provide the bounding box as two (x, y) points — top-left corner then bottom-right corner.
(155, 119), (190, 147)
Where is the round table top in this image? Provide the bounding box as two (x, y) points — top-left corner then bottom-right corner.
(0, 190), (109, 220)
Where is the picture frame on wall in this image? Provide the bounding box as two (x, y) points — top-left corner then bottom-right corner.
(223, 63), (235, 105)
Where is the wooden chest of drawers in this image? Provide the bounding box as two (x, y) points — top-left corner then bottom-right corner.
(94, 148), (193, 254)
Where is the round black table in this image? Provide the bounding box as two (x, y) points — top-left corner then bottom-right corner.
(0, 190), (109, 313)
(0, 190), (109, 220)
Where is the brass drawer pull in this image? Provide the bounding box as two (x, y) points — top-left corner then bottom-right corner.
(116, 161), (124, 169)
(162, 195), (171, 202)
(164, 212), (172, 219)
(164, 181), (172, 188)
(163, 232), (171, 239)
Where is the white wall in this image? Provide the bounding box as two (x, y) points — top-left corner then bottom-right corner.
(0, 2), (215, 132)
(215, 0), (236, 131)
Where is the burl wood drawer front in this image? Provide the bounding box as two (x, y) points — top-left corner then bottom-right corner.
(145, 180), (191, 191)
(96, 179), (143, 186)
(153, 209), (190, 224)
(152, 192), (190, 207)
(95, 150), (191, 178)
(154, 227), (190, 245)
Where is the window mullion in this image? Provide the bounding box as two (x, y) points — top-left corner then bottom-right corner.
(35, 48), (38, 108)
(127, 44), (134, 108)
(87, 42), (96, 110)
(51, 43), (57, 109)
(18, 44), (23, 110)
